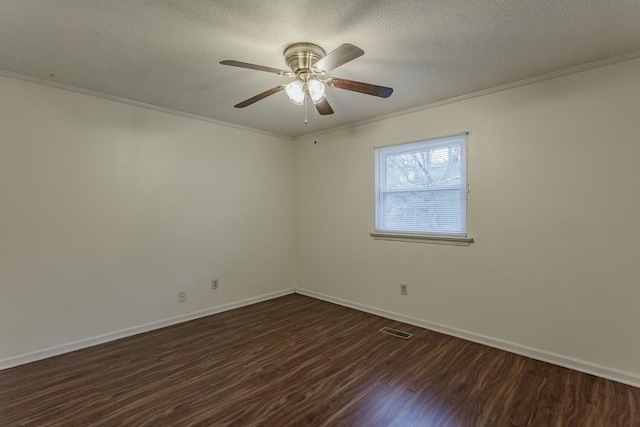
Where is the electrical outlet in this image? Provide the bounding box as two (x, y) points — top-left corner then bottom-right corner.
(212, 279), (219, 289)
(179, 291), (186, 302)
(400, 284), (408, 296)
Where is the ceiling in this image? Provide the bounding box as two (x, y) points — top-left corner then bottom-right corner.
(1, 1), (640, 138)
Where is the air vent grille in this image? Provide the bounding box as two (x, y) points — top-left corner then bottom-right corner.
(379, 327), (413, 339)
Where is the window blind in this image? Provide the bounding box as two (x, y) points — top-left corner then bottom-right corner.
(374, 133), (468, 235)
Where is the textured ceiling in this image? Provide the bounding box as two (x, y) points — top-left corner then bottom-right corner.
(1, 0), (640, 138)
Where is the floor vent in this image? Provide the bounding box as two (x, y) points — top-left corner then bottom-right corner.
(379, 327), (413, 340)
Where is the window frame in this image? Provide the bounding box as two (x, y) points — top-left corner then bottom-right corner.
(371, 133), (473, 245)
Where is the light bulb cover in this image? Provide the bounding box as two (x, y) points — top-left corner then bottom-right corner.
(285, 80), (305, 105)
(307, 79), (326, 104)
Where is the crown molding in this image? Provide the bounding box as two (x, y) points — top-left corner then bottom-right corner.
(0, 69), (293, 141)
(294, 50), (640, 141)
(3, 49), (639, 142)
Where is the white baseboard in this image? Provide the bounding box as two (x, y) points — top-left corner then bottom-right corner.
(0, 288), (294, 371)
(295, 288), (640, 388)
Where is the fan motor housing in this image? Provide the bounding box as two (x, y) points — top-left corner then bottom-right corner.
(283, 42), (326, 76)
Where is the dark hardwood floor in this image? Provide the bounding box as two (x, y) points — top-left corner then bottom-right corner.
(1, 294), (639, 426)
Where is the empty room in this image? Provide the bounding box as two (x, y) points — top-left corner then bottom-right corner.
(1, 1), (639, 426)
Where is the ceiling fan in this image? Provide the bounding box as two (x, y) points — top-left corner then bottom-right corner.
(220, 43), (393, 116)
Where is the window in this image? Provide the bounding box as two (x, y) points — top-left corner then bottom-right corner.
(372, 133), (471, 244)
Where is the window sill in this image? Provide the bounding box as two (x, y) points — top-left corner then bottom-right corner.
(369, 231), (474, 246)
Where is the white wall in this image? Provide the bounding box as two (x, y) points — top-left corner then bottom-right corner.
(0, 76), (296, 362)
(295, 58), (640, 380)
(2, 58), (639, 384)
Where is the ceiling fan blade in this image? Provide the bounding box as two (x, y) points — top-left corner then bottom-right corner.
(234, 86), (284, 108)
(313, 44), (364, 72)
(315, 98), (334, 115)
(328, 78), (393, 98)
(220, 60), (292, 76)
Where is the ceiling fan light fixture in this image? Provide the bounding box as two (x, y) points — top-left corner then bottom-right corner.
(307, 78), (326, 104)
(222, 42), (393, 114)
(285, 80), (305, 105)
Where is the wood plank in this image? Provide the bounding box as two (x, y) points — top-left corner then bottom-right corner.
(0, 294), (638, 426)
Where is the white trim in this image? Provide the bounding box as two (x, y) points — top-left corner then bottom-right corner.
(373, 133), (469, 240)
(295, 288), (640, 388)
(0, 288), (294, 371)
(296, 50), (640, 140)
(0, 69), (292, 141)
(370, 231), (474, 246)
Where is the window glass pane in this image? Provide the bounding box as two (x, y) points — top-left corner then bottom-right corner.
(375, 134), (467, 235)
(384, 144), (461, 190)
(383, 189), (461, 233)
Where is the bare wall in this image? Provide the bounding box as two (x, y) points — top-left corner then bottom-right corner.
(295, 58), (640, 378)
(0, 76), (296, 361)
